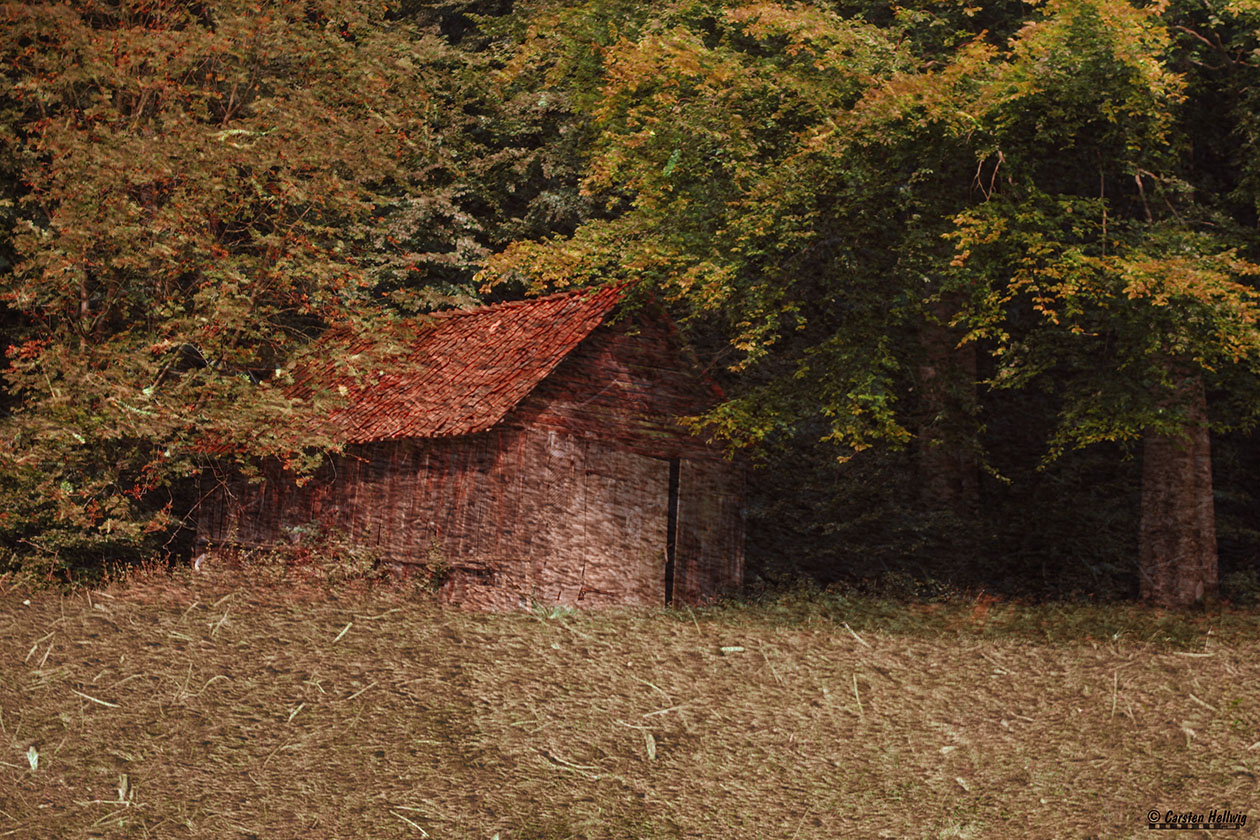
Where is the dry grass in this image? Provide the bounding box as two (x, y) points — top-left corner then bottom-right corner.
(1, 569), (1258, 839)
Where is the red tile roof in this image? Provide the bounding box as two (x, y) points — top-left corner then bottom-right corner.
(292, 286), (623, 444)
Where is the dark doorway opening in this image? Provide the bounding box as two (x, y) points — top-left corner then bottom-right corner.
(665, 458), (680, 604)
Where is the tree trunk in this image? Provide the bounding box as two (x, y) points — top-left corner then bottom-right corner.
(1138, 377), (1217, 607)
(917, 297), (979, 515)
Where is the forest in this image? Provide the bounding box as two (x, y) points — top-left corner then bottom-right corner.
(3, 0), (1260, 608)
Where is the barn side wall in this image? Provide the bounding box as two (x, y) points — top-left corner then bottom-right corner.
(198, 427), (674, 608)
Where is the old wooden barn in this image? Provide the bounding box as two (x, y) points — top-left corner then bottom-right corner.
(197, 287), (745, 608)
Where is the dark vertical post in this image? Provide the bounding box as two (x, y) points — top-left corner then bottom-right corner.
(665, 458), (680, 604)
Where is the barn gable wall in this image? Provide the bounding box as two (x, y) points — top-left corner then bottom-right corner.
(506, 317), (746, 602)
(506, 314), (725, 460)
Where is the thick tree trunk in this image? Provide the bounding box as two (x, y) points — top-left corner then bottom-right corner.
(917, 298), (979, 515)
(1138, 377), (1217, 607)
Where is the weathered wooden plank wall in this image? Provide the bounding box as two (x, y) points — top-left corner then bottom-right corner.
(199, 427), (677, 607)
(438, 430), (671, 608)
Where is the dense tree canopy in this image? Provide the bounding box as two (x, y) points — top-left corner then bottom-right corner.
(3, 0), (1260, 605)
(489, 0), (1260, 448)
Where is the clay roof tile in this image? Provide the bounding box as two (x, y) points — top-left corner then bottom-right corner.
(290, 287), (622, 444)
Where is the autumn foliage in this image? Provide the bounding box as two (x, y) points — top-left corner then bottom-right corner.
(0, 0), (440, 570)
